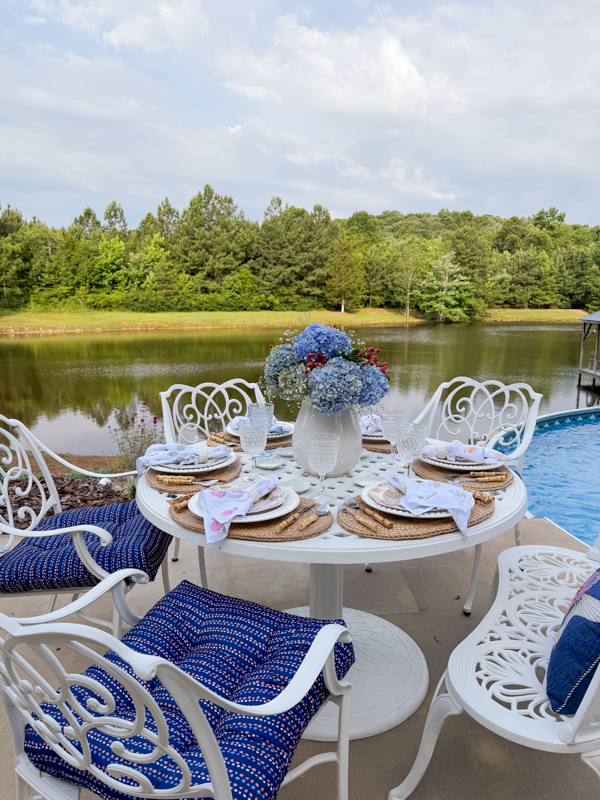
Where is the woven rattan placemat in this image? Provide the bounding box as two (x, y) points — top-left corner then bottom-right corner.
(362, 438), (391, 453)
(336, 495), (495, 540)
(411, 458), (514, 493)
(169, 496), (332, 542)
(146, 458), (242, 494)
(208, 432), (293, 452)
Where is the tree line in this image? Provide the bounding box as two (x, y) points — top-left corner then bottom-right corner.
(1, 187), (599, 321)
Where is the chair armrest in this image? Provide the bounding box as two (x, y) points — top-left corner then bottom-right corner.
(155, 623), (353, 717)
(11, 569), (149, 626)
(0, 523), (114, 581)
(15, 424), (136, 479)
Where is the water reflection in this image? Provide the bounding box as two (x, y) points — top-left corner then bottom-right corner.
(0, 323), (586, 454)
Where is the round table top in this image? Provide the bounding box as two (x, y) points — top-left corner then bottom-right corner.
(136, 450), (528, 566)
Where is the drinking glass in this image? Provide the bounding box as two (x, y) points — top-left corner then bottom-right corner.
(238, 418), (269, 481)
(306, 433), (340, 504)
(248, 402), (274, 432)
(398, 423), (428, 478)
(380, 410), (408, 468)
(178, 423), (202, 446)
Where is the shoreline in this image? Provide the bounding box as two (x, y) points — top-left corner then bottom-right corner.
(0, 308), (586, 337)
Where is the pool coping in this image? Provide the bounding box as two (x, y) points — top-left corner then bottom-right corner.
(530, 405), (600, 545)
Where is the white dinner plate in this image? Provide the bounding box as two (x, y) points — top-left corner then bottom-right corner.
(361, 483), (474, 519)
(188, 488), (300, 524)
(420, 454), (505, 472)
(362, 432), (385, 441)
(255, 456), (284, 470)
(152, 451), (237, 474)
(226, 420), (294, 440)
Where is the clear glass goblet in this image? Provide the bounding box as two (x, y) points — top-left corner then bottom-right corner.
(238, 418), (269, 481)
(380, 410), (408, 468)
(248, 402), (274, 432)
(401, 422), (428, 478)
(306, 433), (340, 505)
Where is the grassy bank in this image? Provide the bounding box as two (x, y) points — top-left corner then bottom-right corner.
(485, 308), (587, 322)
(0, 308), (424, 336)
(0, 307), (587, 336)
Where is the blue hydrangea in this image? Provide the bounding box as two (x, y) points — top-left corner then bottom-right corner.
(265, 344), (296, 393)
(293, 323), (351, 362)
(357, 364), (389, 407)
(307, 357), (363, 414)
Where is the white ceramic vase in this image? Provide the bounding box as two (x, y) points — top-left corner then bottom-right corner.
(292, 399), (362, 477)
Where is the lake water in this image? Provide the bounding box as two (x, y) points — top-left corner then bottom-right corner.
(0, 322), (596, 455)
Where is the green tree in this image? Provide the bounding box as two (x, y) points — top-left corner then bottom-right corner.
(493, 217), (550, 254)
(174, 185), (252, 290)
(344, 211), (382, 249)
(72, 207), (101, 239)
(509, 248), (561, 308)
(363, 241), (389, 307)
(103, 201), (128, 238)
(417, 253), (475, 322)
(0, 204), (24, 238)
(156, 198), (180, 243)
(86, 236), (126, 290)
(532, 207), (566, 232)
(325, 235), (365, 313)
(387, 236), (432, 317)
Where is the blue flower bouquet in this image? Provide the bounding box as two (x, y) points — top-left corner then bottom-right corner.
(265, 322), (389, 415)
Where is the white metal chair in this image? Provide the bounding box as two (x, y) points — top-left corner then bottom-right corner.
(160, 379), (265, 578)
(389, 543), (600, 799)
(0, 574), (353, 800)
(413, 377), (542, 614)
(0, 415), (171, 637)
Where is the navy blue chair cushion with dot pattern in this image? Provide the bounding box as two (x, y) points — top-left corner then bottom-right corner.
(23, 580), (355, 800)
(0, 501), (171, 593)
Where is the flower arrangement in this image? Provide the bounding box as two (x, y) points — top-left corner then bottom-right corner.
(265, 322), (389, 415)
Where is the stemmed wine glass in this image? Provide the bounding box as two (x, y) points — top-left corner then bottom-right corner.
(306, 433), (340, 505)
(398, 422), (428, 478)
(380, 410), (408, 468)
(238, 418), (269, 481)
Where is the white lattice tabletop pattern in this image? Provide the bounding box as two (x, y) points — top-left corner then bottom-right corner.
(136, 450), (528, 741)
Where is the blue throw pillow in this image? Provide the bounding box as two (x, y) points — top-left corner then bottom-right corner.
(547, 569), (600, 715)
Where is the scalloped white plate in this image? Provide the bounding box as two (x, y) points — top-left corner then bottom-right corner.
(226, 420), (294, 440)
(152, 451), (237, 474)
(188, 488), (300, 524)
(420, 454), (504, 472)
(361, 482), (474, 519)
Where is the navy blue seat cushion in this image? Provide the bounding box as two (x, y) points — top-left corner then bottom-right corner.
(0, 501), (171, 593)
(547, 568), (600, 714)
(24, 581), (355, 800)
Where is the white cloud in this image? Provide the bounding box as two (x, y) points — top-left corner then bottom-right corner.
(29, 0), (208, 51)
(382, 159), (455, 200)
(21, 15), (48, 24)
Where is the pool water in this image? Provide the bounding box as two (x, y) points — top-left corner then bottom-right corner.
(523, 415), (600, 546)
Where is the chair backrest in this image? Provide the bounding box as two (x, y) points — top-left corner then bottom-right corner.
(0, 615), (234, 799)
(413, 377), (543, 474)
(160, 379), (266, 442)
(0, 415), (61, 551)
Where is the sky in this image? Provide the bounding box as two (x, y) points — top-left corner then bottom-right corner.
(1, 0), (600, 227)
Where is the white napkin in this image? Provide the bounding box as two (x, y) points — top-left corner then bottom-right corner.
(388, 475), (473, 536)
(197, 477), (279, 544)
(423, 439), (506, 464)
(230, 415), (289, 435)
(137, 443), (229, 476)
(360, 414), (381, 435)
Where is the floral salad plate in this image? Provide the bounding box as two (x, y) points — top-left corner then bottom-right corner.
(188, 485), (300, 524)
(362, 481), (474, 520)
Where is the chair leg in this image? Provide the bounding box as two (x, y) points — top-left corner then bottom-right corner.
(15, 775), (32, 800)
(336, 689), (351, 800)
(365, 563), (372, 573)
(45, 594), (58, 614)
(514, 521), (522, 546)
(172, 538), (181, 562)
(112, 603), (123, 639)
(161, 556), (171, 595)
(198, 546), (208, 589)
(463, 543), (482, 616)
(388, 674), (463, 800)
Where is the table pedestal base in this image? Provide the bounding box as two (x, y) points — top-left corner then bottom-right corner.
(287, 606), (429, 741)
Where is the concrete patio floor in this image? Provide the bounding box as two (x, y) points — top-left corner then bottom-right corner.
(0, 517), (596, 800)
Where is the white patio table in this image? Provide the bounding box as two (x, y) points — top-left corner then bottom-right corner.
(136, 450), (527, 742)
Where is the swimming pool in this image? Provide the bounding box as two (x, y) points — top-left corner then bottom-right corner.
(523, 408), (600, 546)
